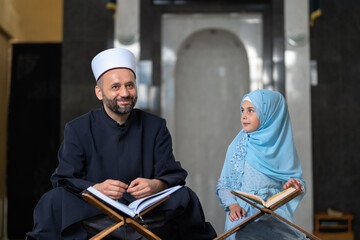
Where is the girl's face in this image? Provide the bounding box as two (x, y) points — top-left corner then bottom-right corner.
(241, 100), (260, 133)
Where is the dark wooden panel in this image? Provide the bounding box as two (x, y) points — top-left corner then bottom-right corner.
(7, 43), (61, 238)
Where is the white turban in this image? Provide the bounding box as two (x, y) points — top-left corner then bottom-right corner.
(91, 48), (136, 81)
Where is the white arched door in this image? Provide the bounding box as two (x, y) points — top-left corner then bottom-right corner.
(174, 28), (249, 232)
(161, 13), (262, 233)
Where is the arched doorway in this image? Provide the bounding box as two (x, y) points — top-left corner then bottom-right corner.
(161, 13), (263, 233)
(175, 28), (250, 232)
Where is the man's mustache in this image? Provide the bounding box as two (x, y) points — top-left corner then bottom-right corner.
(116, 96), (134, 101)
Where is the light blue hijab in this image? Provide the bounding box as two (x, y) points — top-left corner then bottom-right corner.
(243, 89), (304, 182)
(217, 89), (305, 215)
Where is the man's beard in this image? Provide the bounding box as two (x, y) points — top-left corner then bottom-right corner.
(103, 95), (137, 115)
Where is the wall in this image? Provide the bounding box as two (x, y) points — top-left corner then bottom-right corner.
(0, 0), (17, 206)
(10, 0), (62, 43)
(7, 44), (61, 238)
(0, 0), (62, 238)
(161, 14), (262, 233)
(61, 0), (114, 132)
(311, 0), (360, 238)
(0, 29), (10, 240)
(0, 1), (17, 239)
(284, 0), (313, 232)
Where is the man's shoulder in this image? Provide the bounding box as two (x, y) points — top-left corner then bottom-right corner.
(66, 108), (102, 127)
(134, 108), (165, 125)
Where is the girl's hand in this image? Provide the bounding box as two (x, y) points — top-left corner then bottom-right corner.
(228, 203), (246, 222)
(283, 178), (304, 191)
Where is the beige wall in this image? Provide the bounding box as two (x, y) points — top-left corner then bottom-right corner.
(0, 29), (10, 240)
(0, 0), (62, 238)
(11, 0), (63, 42)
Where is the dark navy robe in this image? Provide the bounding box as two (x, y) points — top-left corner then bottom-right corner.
(26, 108), (216, 239)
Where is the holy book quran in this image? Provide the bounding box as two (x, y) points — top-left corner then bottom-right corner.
(84, 185), (182, 218)
(216, 187), (320, 240)
(234, 187), (300, 209)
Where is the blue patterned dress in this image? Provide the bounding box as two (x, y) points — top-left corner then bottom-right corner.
(217, 130), (307, 240)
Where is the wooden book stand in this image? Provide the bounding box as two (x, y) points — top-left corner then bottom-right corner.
(214, 190), (321, 240)
(82, 192), (169, 240)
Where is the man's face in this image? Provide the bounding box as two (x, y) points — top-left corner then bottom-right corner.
(96, 68), (137, 115)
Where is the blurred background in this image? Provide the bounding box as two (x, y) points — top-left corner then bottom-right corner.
(0, 0), (359, 239)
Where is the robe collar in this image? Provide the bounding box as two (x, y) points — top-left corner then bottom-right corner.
(100, 106), (137, 132)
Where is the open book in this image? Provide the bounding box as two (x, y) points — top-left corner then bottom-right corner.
(234, 187), (301, 209)
(215, 187), (319, 240)
(84, 185), (182, 218)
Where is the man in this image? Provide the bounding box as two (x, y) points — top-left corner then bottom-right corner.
(26, 48), (216, 239)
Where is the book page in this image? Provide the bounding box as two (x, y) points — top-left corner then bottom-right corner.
(235, 190), (266, 206)
(265, 187), (296, 208)
(129, 185), (182, 215)
(86, 186), (136, 217)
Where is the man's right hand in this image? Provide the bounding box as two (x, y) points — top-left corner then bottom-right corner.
(93, 179), (128, 200)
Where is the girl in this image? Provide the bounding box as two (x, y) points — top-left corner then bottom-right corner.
(216, 89), (306, 239)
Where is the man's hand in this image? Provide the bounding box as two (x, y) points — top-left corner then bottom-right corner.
(228, 203), (246, 222)
(283, 178), (304, 191)
(93, 179), (128, 200)
(127, 178), (168, 199)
